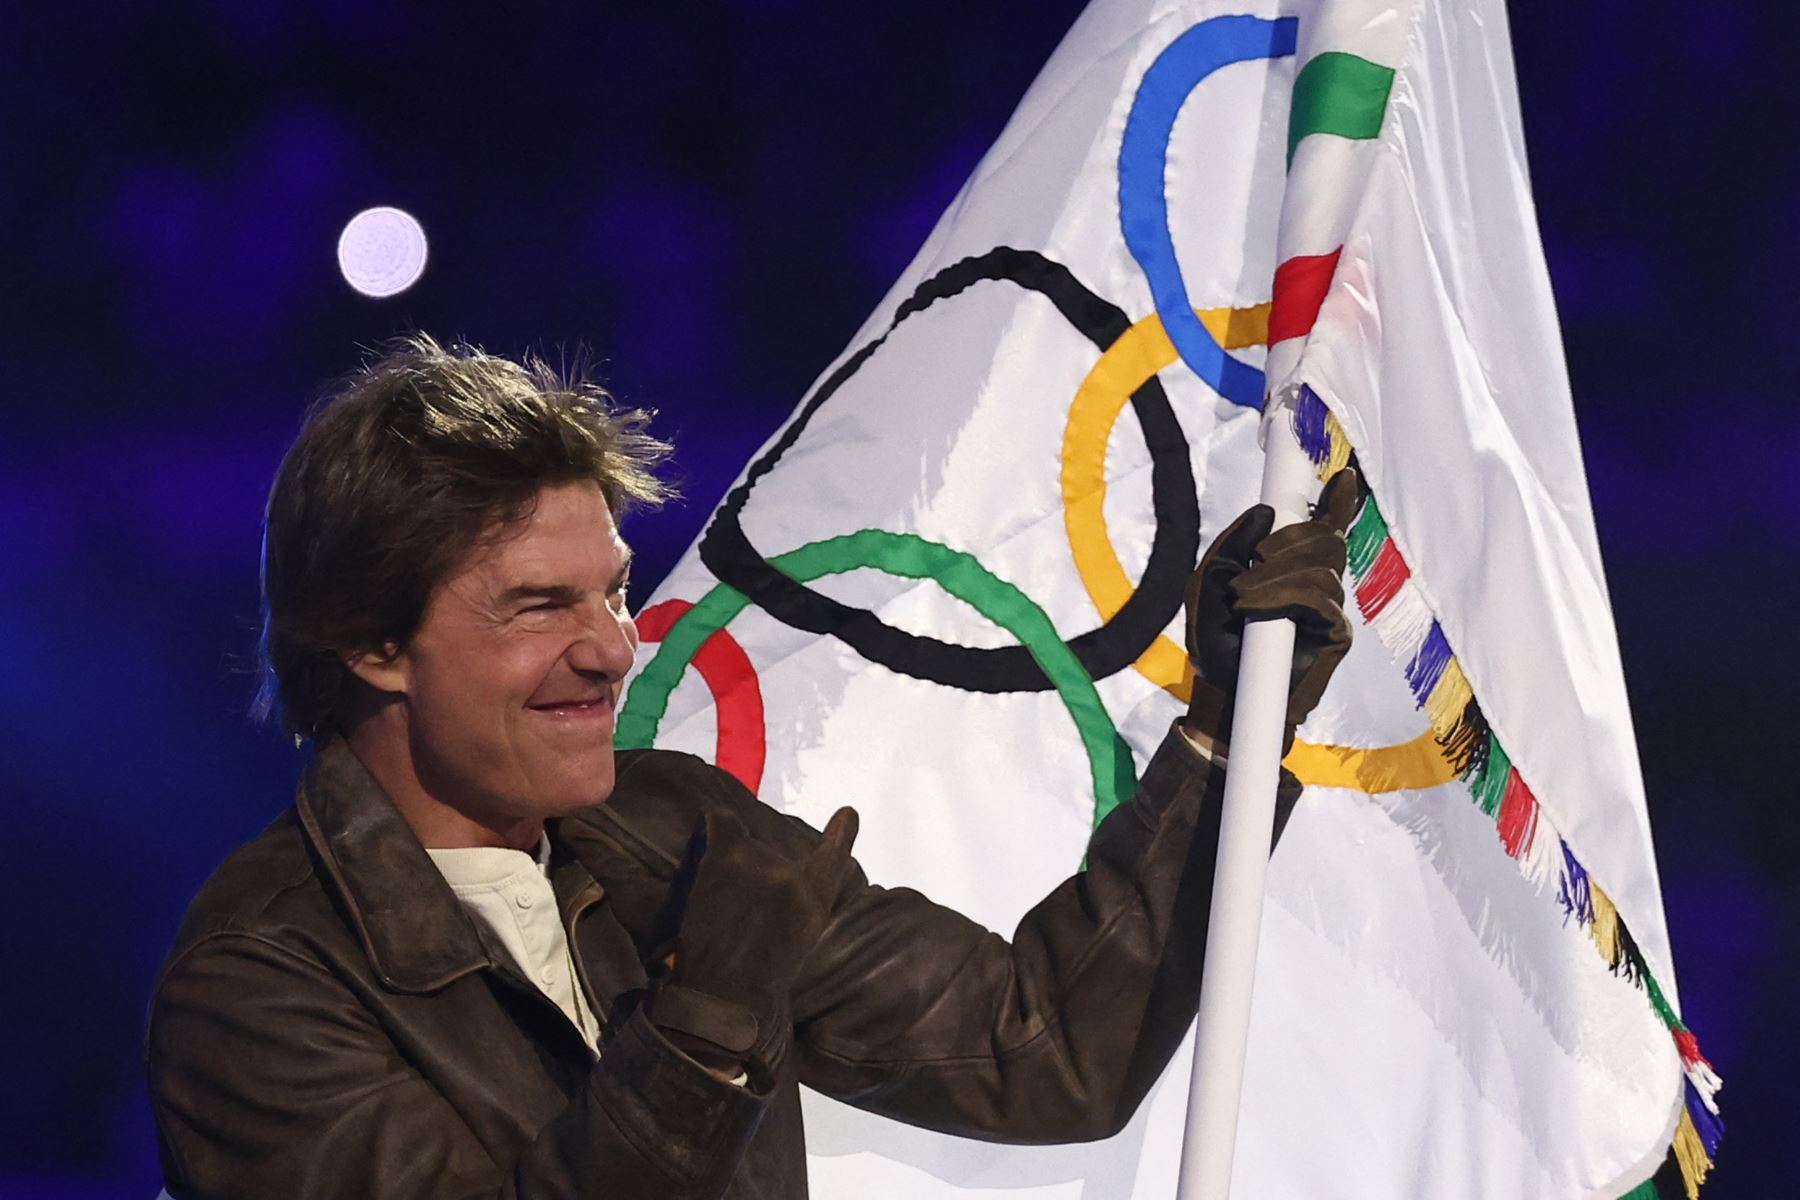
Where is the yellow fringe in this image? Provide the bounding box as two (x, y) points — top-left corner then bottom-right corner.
(1421, 657), (1474, 739)
(1589, 882), (1623, 966)
(1322, 409), (1353, 477)
(1672, 1107), (1712, 1199)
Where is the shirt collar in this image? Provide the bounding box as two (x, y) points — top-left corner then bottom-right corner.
(425, 832), (552, 889)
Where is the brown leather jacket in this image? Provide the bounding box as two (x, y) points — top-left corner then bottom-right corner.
(147, 727), (1287, 1198)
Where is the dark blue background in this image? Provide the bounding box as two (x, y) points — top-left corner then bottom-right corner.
(0, 2), (1791, 1195)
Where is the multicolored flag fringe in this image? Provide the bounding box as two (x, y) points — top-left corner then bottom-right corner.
(1264, 0), (1721, 1188)
(1293, 389), (1723, 1197)
(620, 1), (1719, 1195)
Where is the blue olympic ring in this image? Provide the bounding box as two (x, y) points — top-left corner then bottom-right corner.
(1118, 14), (1298, 409)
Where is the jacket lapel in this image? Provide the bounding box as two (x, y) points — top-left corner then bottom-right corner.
(295, 739), (495, 992)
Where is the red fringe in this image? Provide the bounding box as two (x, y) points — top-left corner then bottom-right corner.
(1674, 1029), (1711, 1068)
(1496, 771), (1539, 860)
(1355, 539), (1410, 617)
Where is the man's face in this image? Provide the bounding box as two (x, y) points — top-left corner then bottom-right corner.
(382, 480), (637, 824)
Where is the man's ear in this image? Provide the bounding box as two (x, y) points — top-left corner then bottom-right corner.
(343, 642), (408, 696)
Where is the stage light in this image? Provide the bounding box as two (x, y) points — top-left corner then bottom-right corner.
(337, 206), (428, 297)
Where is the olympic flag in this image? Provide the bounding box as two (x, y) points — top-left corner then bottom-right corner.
(618, 0), (1720, 1196)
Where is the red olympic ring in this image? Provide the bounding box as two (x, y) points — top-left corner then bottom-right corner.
(633, 599), (768, 795)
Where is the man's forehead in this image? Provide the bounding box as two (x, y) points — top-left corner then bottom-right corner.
(477, 525), (630, 583)
(458, 485), (631, 589)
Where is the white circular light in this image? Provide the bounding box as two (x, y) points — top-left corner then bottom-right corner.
(337, 206), (428, 297)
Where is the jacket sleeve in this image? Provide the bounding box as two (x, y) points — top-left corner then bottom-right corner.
(787, 724), (1286, 1143)
(589, 726), (1297, 1146)
(146, 930), (767, 1199)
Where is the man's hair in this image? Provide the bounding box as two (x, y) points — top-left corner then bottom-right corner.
(255, 333), (673, 742)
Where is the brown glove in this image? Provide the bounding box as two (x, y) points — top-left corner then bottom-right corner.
(1184, 468), (1358, 750)
(647, 805), (859, 1080)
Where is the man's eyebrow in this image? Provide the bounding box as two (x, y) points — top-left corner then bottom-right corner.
(497, 584), (586, 606)
(496, 551), (632, 606)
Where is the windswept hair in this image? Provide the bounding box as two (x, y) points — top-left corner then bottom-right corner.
(255, 334), (674, 741)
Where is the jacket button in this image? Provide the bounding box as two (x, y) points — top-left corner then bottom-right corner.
(515, 891), (534, 909)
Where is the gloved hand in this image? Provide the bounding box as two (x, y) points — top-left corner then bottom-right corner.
(1183, 468), (1358, 752)
(646, 805), (859, 1081)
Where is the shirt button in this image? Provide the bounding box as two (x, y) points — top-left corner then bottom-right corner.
(540, 966), (557, 986)
(515, 892), (534, 910)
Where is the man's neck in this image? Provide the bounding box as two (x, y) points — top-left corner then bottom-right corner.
(343, 710), (543, 851)
(395, 793), (544, 852)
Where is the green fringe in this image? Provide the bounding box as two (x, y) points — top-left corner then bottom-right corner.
(1468, 734), (1511, 816)
(1641, 964), (1681, 1031)
(1345, 494), (1388, 576)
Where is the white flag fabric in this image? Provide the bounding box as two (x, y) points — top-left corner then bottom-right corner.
(618, 1), (1720, 1196)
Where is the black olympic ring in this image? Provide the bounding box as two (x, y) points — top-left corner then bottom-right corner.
(698, 245), (1200, 693)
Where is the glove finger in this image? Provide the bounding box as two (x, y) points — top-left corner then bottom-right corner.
(1183, 561), (1206, 656)
(652, 812), (714, 951)
(1183, 559), (1205, 626)
(1316, 466), (1361, 536)
(1233, 559), (1346, 603)
(1184, 679), (1231, 743)
(816, 806), (859, 861)
(1200, 504), (1274, 580)
(805, 806), (861, 898)
(694, 807), (769, 891)
(1297, 597), (1351, 662)
(1194, 586), (1243, 689)
(1230, 565), (1346, 626)
(1288, 611), (1352, 725)
(675, 811), (712, 882)
(1252, 521), (1349, 573)
(700, 804), (753, 854)
(583, 841), (683, 958)
(1189, 506), (1269, 683)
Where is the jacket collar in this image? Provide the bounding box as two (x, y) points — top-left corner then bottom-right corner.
(295, 739), (601, 994)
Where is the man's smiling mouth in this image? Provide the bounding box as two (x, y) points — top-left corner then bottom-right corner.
(527, 696), (614, 719)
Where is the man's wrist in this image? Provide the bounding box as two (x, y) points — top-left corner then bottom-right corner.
(662, 1028), (751, 1084)
(646, 980), (759, 1085)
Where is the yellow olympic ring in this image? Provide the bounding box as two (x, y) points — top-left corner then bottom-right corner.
(1057, 304), (1460, 794)
(1282, 729), (1460, 791)
(1060, 303), (1269, 702)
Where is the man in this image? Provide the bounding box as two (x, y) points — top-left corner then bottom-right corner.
(146, 335), (1355, 1198)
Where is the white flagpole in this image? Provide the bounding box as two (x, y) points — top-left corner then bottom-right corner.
(1176, 396), (1319, 1200)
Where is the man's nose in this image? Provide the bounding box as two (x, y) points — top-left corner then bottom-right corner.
(567, 600), (637, 678)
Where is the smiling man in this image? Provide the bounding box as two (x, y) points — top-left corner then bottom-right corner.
(145, 335), (1355, 1198)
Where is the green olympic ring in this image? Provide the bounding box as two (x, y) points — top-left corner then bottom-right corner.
(618, 527), (1137, 827)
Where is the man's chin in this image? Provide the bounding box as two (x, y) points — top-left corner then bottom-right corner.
(541, 756), (616, 815)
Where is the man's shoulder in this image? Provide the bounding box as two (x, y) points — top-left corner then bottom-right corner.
(160, 807), (337, 974)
